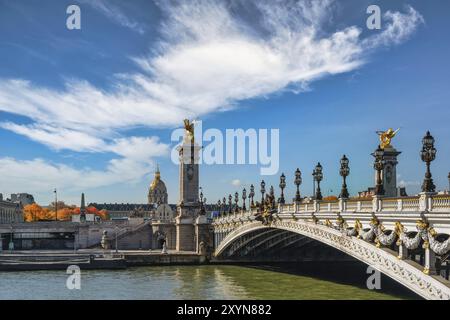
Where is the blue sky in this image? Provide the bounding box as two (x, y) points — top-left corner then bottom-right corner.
(0, 0), (449, 205)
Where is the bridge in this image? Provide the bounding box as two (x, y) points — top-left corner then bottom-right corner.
(212, 193), (450, 300)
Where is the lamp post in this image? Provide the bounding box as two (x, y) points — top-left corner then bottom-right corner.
(279, 173), (286, 204)
(234, 192), (239, 213)
(54, 188), (58, 221)
(223, 197), (227, 215)
(269, 186), (275, 209)
(9, 225), (14, 252)
(448, 172), (450, 193)
(260, 180), (266, 207)
(115, 226), (119, 253)
(228, 194), (232, 214)
(294, 168), (302, 202)
(242, 188), (247, 211)
(217, 200), (221, 216)
(421, 131), (437, 193)
(249, 184), (255, 208)
(314, 163), (323, 200)
(339, 155), (350, 199)
(374, 146), (385, 196)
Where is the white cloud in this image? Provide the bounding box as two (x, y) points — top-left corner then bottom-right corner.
(363, 6), (424, 49)
(0, 1), (424, 197)
(0, 135), (169, 192)
(231, 179), (242, 187)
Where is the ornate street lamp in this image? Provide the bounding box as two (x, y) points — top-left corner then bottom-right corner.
(249, 184), (255, 208)
(269, 186), (275, 209)
(234, 192), (239, 213)
(314, 163), (323, 200)
(279, 173), (286, 204)
(228, 194), (232, 214)
(339, 155), (350, 199)
(217, 200), (222, 216)
(294, 168), (302, 202)
(448, 172), (450, 193)
(421, 131), (437, 193)
(242, 188), (247, 211)
(373, 146), (385, 196)
(199, 188), (206, 215)
(260, 180), (266, 206)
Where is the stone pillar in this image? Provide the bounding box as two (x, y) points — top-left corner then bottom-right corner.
(419, 192), (435, 211)
(372, 195), (382, 212)
(195, 215), (211, 255)
(175, 123), (202, 252)
(397, 243), (408, 260)
(424, 247), (437, 275)
(380, 146), (401, 197)
(339, 198), (346, 212)
(176, 215), (195, 252)
(313, 200), (319, 212)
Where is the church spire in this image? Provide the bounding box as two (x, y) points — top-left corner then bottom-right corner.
(155, 163), (160, 178)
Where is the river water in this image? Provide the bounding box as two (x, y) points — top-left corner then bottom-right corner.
(0, 264), (417, 300)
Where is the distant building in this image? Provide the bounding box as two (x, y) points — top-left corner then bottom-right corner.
(90, 203), (155, 220)
(10, 193), (35, 206)
(0, 197), (23, 224)
(357, 187), (407, 198)
(90, 167), (175, 220)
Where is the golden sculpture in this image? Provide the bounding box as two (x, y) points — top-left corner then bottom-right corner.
(183, 119), (195, 143)
(376, 128), (400, 149)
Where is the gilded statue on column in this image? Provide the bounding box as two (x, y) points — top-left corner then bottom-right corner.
(183, 119), (195, 144)
(376, 128), (399, 149)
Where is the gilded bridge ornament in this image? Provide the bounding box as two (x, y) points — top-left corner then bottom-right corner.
(376, 128), (400, 149)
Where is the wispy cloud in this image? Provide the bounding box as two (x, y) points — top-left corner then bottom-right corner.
(80, 0), (146, 34)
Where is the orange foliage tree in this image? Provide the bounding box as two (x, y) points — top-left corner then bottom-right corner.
(323, 195), (338, 201)
(24, 203), (108, 222)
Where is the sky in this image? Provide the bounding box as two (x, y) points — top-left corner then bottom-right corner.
(0, 0), (449, 206)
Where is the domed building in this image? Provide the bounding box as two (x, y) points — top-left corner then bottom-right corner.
(148, 165), (168, 205)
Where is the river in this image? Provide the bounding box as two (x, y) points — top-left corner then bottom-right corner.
(0, 264), (417, 300)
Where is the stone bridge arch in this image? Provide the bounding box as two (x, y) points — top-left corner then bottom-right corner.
(214, 220), (450, 300)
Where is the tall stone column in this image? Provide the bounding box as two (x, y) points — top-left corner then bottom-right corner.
(176, 120), (202, 252)
(372, 145), (401, 198)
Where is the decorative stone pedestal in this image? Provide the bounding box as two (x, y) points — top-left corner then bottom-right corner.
(176, 215), (196, 252)
(380, 146), (401, 197)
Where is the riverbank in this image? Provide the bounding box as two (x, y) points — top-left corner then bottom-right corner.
(0, 250), (205, 271)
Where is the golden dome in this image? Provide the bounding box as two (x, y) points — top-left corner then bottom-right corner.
(150, 164), (162, 191)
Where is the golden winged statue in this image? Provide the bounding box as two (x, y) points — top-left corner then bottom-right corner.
(183, 119), (195, 143)
(376, 128), (399, 149)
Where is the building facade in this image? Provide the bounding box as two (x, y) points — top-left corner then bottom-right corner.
(0, 198), (23, 224)
(10, 193), (35, 206)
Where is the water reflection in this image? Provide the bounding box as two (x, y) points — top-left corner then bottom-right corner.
(0, 265), (412, 300)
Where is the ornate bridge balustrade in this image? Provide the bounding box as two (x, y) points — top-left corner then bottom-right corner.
(212, 194), (450, 300)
